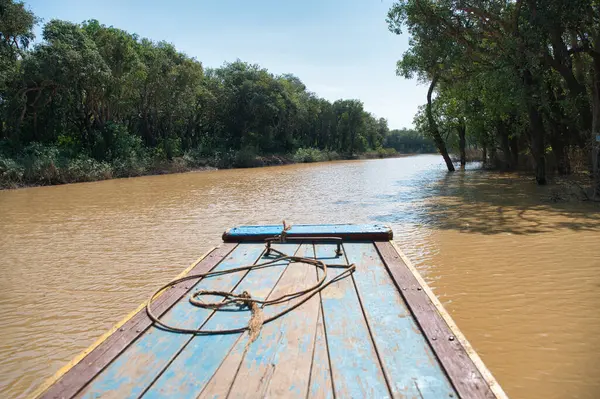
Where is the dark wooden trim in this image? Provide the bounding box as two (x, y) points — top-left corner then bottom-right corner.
(375, 242), (496, 399)
(223, 232), (393, 242)
(38, 243), (237, 399)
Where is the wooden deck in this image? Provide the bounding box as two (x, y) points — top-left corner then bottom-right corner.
(33, 225), (506, 399)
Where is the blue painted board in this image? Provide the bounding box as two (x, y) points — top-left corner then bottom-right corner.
(224, 243), (321, 398)
(344, 243), (457, 398)
(223, 224), (392, 241)
(307, 306), (334, 399)
(314, 243), (391, 398)
(77, 243), (268, 399)
(141, 243), (301, 399)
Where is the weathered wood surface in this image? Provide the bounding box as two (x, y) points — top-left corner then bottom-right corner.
(314, 243), (391, 398)
(375, 241), (496, 399)
(223, 224), (393, 242)
(345, 242), (457, 398)
(38, 243), (237, 399)
(142, 243), (300, 399)
(76, 243), (268, 399)
(307, 305), (334, 399)
(38, 238), (501, 399)
(224, 243), (320, 398)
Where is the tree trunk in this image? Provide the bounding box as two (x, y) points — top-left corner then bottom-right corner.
(592, 36), (600, 199)
(458, 120), (466, 169)
(523, 69), (547, 185)
(497, 120), (513, 169)
(482, 146), (487, 166)
(550, 138), (571, 175)
(510, 134), (519, 167)
(427, 75), (455, 172)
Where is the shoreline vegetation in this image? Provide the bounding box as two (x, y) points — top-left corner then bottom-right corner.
(0, 146), (427, 190)
(0, 3), (437, 190)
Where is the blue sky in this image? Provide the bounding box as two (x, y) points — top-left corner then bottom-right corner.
(24, 0), (426, 129)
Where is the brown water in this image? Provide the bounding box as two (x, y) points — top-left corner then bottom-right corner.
(1, 155), (599, 398)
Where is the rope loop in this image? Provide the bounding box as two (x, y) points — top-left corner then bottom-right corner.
(145, 237), (355, 343)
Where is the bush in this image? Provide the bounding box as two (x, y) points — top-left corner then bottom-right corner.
(20, 143), (62, 185)
(292, 148), (328, 163)
(363, 147), (398, 159)
(107, 124), (146, 162)
(182, 147), (209, 168)
(210, 149), (236, 169)
(325, 151), (340, 161)
(234, 147), (263, 168)
(0, 156), (24, 187)
(63, 156), (113, 182)
(161, 137), (182, 160)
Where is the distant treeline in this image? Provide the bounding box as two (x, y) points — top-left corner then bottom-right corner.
(0, 1), (431, 188)
(385, 129), (436, 153)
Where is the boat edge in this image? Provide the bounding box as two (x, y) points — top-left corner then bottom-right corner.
(27, 246), (218, 399)
(389, 241), (509, 399)
(28, 238), (508, 399)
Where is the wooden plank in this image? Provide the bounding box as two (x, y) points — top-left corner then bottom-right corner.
(389, 241), (508, 399)
(314, 243), (391, 398)
(375, 241), (496, 399)
(140, 243), (301, 399)
(307, 304), (334, 399)
(195, 244), (318, 399)
(223, 224), (393, 242)
(75, 243), (267, 399)
(37, 244), (237, 399)
(344, 242), (456, 398)
(223, 243), (321, 398)
(198, 244), (333, 399)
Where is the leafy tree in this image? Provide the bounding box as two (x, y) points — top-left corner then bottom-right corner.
(0, 0), (36, 139)
(0, 5), (400, 187)
(388, 0), (600, 194)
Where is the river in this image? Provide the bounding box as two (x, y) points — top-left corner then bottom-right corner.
(1, 155), (599, 398)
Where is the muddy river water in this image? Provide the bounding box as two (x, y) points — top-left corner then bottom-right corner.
(1, 155), (599, 398)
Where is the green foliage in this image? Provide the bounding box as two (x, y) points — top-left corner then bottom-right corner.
(0, 2), (401, 187)
(388, 0), (600, 186)
(292, 148), (328, 163)
(233, 147), (262, 168)
(0, 156), (24, 186)
(62, 155), (112, 182)
(363, 147), (399, 159)
(385, 128), (435, 153)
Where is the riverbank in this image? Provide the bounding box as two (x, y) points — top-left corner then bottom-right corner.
(0, 146), (408, 190)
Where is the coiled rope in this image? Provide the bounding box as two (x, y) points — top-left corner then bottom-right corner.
(146, 228), (355, 343)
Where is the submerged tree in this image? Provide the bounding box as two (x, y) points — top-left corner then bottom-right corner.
(388, 0), (600, 193)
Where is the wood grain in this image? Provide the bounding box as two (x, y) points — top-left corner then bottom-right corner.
(375, 241), (496, 399)
(307, 303), (334, 399)
(141, 243), (301, 399)
(314, 243), (391, 398)
(38, 243), (237, 399)
(74, 243), (267, 399)
(345, 242), (456, 398)
(224, 243), (321, 398)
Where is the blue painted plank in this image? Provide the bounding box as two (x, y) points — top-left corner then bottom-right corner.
(344, 243), (457, 398)
(307, 306), (334, 399)
(223, 224), (392, 241)
(141, 243), (301, 399)
(224, 243), (321, 398)
(314, 243), (391, 398)
(77, 243), (268, 399)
